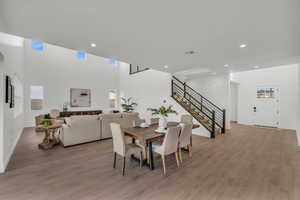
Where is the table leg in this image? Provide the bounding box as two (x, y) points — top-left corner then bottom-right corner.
(149, 141), (154, 170)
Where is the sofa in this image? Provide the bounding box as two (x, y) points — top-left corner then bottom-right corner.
(60, 112), (143, 147)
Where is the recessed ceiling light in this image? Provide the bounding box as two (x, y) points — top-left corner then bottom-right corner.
(240, 44), (247, 48)
(224, 64), (229, 67)
(185, 50), (197, 55)
(253, 66), (260, 69)
(91, 43), (96, 47)
(164, 65), (169, 69)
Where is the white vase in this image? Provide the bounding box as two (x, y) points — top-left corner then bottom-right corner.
(159, 115), (168, 130)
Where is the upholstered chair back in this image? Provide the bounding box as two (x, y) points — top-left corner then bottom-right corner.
(50, 109), (60, 118)
(180, 114), (193, 124)
(110, 123), (126, 156)
(179, 124), (193, 148)
(161, 127), (181, 155)
(150, 118), (159, 125)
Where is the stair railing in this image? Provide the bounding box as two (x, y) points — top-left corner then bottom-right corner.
(171, 76), (226, 138)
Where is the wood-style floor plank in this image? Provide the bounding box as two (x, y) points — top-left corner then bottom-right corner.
(0, 123), (299, 200)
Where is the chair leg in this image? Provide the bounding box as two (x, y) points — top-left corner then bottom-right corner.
(161, 155), (166, 175)
(113, 152), (117, 168)
(140, 151), (143, 168)
(175, 151), (180, 168)
(178, 148), (183, 163)
(188, 144), (192, 158)
(122, 157), (126, 176)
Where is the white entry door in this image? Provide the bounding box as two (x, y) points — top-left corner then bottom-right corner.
(253, 87), (279, 127)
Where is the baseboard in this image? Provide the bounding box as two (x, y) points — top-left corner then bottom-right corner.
(3, 127), (24, 172)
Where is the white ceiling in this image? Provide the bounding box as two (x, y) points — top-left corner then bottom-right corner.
(0, 0), (299, 74)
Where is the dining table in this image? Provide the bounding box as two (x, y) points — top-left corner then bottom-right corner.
(122, 122), (200, 170)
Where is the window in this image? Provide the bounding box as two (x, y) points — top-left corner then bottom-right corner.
(30, 86), (43, 110)
(129, 64), (149, 74)
(109, 59), (117, 65)
(31, 40), (44, 51)
(257, 88), (275, 98)
(108, 90), (117, 108)
(76, 51), (86, 60)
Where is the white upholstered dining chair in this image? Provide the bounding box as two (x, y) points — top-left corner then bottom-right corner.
(152, 126), (181, 175)
(180, 114), (193, 124)
(178, 123), (193, 163)
(50, 109), (60, 119)
(110, 123), (143, 176)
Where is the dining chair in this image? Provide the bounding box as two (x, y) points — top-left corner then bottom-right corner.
(110, 123), (143, 176)
(50, 109), (60, 119)
(178, 124), (193, 163)
(150, 118), (159, 125)
(180, 114), (193, 124)
(152, 126), (181, 175)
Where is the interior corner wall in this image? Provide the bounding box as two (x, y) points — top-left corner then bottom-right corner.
(232, 64), (299, 130)
(0, 32), (25, 173)
(186, 74), (231, 129)
(297, 64), (300, 146)
(119, 63), (210, 137)
(23, 39), (120, 127)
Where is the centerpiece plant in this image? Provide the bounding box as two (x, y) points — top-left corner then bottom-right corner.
(148, 101), (177, 130)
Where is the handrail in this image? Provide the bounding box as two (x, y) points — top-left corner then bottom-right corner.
(173, 83), (223, 129)
(171, 76), (226, 136)
(172, 76), (223, 112)
(173, 82), (214, 116)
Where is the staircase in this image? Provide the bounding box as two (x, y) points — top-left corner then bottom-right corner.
(171, 76), (226, 138)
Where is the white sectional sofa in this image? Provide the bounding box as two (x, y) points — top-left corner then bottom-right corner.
(60, 112), (143, 147)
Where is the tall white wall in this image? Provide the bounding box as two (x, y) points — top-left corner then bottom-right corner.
(297, 65), (300, 146)
(187, 74), (231, 129)
(119, 63), (210, 137)
(231, 64), (299, 130)
(0, 32), (25, 173)
(24, 40), (120, 127)
(230, 82), (239, 122)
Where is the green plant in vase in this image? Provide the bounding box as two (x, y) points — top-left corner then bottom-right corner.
(41, 119), (53, 126)
(148, 102), (177, 130)
(121, 97), (137, 112)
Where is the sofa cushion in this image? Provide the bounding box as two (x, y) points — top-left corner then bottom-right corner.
(99, 113), (122, 120)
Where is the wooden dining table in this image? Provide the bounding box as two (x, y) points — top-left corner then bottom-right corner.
(122, 122), (200, 170)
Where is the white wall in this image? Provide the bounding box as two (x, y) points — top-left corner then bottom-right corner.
(0, 32), (25, 173)
(231, 64), (299, 130)
(297, 65), (300, 146)
(119, 63), (210, 137)
(230, 82), (239, 122)
(187, 74), (231, 129)
(24, 40), (120, 127)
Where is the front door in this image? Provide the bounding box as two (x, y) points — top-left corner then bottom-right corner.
(253, 87), (279, 127)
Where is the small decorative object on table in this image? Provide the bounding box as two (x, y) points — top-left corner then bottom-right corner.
(63, 102), (69, 112)
(121, 97), (137, 112)
(148, 101), (177, 132)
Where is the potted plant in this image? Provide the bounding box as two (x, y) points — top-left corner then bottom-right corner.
(148, 102), (177, 131)
(121, 97), (137, 112)
(63, 102), (69, 112)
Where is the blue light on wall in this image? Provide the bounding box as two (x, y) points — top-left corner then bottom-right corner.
(31, 40), (44, 51)
(76, 51), (86, 60)
(109, 59), (117, 66)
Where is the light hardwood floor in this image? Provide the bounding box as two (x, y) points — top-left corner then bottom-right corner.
(0, 123), (300, 200)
